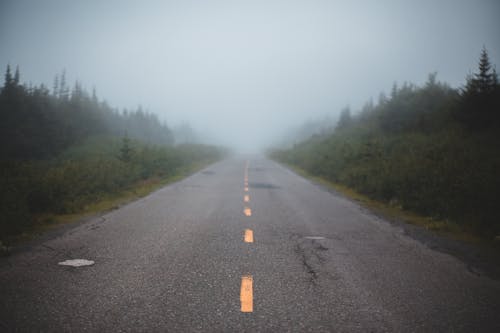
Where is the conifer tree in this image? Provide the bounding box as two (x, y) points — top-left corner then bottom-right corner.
(119, 133), (133, 162)
(337, 106), (352, 129)
(464, 47), (496, 96)
(13, 66), (20, 86)
(2, 65), (19, 98)
(3, 65), (13, 88)
(459, 47), (500, 128)
(59, 69), (68, 100)
(53, 74), (59, 97)
(91, 86), (98, 104)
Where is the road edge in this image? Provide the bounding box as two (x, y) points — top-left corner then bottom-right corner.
(270, 159), (500, 281)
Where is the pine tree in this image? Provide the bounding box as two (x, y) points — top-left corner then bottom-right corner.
(459, 47), (500, 128)
(3, 65), (13, 88)
(71, 80), (83, 102)
(337, 106), (352, 130)
(476, 47), (495, 93)
(53, 74), (59, 97)
(119, 133), (133, 162)
(2, 65), (19, 97)
(91, 86), (98, 104)
(59, 69), (68, 100)
(13, 66), (20, 86)
(464, 47), (496, 96)
(426, 72), (438, 87)
(391, 82), (398, 99)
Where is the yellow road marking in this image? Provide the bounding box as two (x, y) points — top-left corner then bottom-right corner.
(244, 195), (250, 203)
(240, 275), (253, 312)
(244, 207), (252, 216)
(244, 229), (254, 242)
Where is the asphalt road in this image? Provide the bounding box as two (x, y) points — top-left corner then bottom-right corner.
(1, 157), (500, 332)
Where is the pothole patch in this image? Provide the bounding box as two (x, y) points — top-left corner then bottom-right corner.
(58, 259), (95, 267)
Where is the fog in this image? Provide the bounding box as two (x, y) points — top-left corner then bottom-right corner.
(1, 0), (499, 152)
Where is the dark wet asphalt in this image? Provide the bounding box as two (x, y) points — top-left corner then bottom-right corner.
(1, 157), (499, 332)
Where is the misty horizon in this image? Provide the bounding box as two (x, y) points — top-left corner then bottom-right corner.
(1, 0), (499, 152)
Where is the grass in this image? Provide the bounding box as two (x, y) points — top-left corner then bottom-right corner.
(282, 162), (485, 244)
(1, 160), (214, 252)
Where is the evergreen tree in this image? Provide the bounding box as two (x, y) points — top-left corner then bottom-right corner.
(13, 66), (20, 86)
(390, 82), (398, 98)
(2, 65), (22, 100)
(91, 86), (98, 104)
(59, 69), (68, 100)
(463, 47), (496, 96)
(337, 106), (352, 130)
(119, 133), (133, 162)
(426, 72), (438, 87)
(3, 65), (13, 90)
(53, 74), (59, 97)
(476, 47), (495, 93)
(71, 80), (83, 102)
(458, 47), (500, 128)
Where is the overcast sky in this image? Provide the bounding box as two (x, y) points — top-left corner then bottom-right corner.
(1, 0), (499, 151)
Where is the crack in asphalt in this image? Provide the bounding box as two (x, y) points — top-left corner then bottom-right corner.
(292, 235), (330, 286)
(297, 246), (319, 284)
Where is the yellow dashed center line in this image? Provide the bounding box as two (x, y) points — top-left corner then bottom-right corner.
(241, 161), (254, 314)
(240, 275), (253, 312)
(244, 207), (252, 217)
(244, 229), (254, 243)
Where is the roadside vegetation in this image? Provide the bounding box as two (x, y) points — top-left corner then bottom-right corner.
(0, 67), (225, 244)
(270, 48), (500, 238)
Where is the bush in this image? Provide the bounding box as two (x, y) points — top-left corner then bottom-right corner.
(0, 137), (225, 241)
(270, 77), (500, 235)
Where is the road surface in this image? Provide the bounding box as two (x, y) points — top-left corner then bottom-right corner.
(1, 157), (499, 332)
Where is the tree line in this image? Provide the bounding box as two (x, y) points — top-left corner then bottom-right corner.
(1, 67), (175, 160)
(271, 47), (500, 236)
(0, 67), (224, 242)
